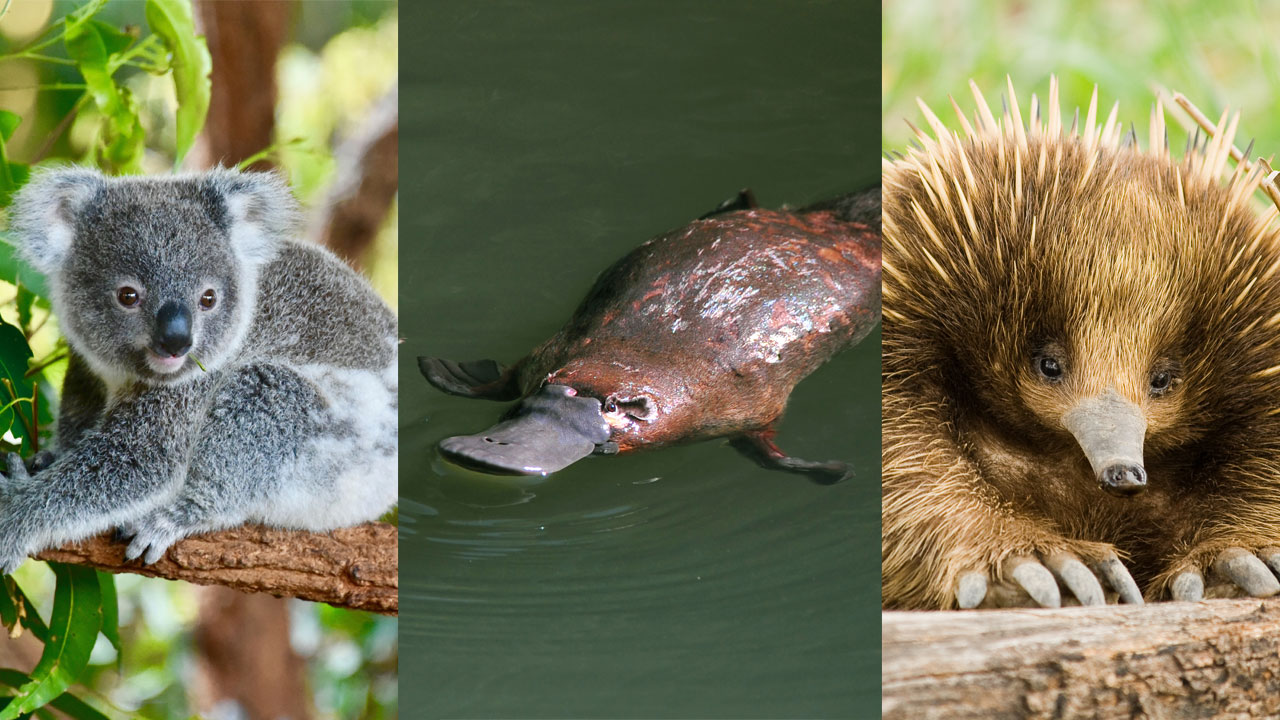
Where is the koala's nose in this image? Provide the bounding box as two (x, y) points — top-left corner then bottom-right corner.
(154, 301), (193, 357)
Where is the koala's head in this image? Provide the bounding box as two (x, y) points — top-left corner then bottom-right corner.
(10, 167), (298, 386)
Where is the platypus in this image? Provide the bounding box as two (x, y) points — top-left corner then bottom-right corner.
(421, 187), (881, 482)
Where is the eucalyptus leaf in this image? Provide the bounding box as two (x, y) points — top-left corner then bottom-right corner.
(65, 18), (144, 173)
(145, 0), (211, 165)
(0, 320), (37, 453)
(0, 234), (49, 302)
(15, 286), (33, 336)
(89, 19), (135, 58)
(0, 580), (15, 634)
(0, 112), (19, 143)
(0, 671), (110, 720)
(0, 563), (102, 720)
(95, 572), (119, 656)
(8, 583), (47, 643)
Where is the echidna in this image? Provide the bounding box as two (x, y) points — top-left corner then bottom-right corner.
(882, 77), (1280, 609)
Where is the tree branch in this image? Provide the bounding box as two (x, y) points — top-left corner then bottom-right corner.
(35, 522), (397, 615)
(883, 599), (1280, 719)
(308, 83), (399, 270)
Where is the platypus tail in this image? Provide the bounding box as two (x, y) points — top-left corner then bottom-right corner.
(799, 185), (881, 230)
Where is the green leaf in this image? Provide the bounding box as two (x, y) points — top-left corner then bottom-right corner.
(64, 16), (144, 173)
(89, 19), (134, 58)
(0, 112), (19, 143)
(0, 319), (37, 453)
(95, 572), (119, 657)
(0, 579), (15, 633)
(15, 286), (33, 336)
(0, 162), (29, 210)
(8, 583), (47, 643)
(0, 109), (28, 208)
(0, 671), (110, 720)
(0, 564), (102, 720)
(0, 229), (53, 302)
(145, 0), (211, 165)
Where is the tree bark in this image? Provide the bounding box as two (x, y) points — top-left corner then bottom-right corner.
(189, 0), (292, 171)
(882, 599), (1280, 719)
(36, 522), (397, 615)
(192, 590), (311, 720)
(308, 83), (399, 270)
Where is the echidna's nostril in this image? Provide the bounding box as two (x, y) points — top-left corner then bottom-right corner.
(1100, 464), (1147, 496)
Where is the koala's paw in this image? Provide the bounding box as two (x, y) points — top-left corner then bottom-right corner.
(1168, 547), (1280, 601)
(122, 518), (182, 565)
(24, 451), (55, 475)
(955, 550), (1143, 609)
(0, 452), (30, 489)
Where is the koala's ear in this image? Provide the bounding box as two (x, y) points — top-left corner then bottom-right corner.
(9, 167), (105, 275)
(203, 168), (300, 267)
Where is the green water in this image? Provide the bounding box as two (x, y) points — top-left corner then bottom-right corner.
(400, 2), (882, 717)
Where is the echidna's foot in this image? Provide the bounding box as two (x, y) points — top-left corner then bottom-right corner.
(1169, 547), (1280, 601)
(956, 551), (1143, 609)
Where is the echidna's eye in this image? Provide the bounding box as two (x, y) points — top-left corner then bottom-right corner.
(117, 286), (140, 308)
(1037, 356), (1064, 382)
(200, 289), (217, 310)
(1149, 371), (1172, 395)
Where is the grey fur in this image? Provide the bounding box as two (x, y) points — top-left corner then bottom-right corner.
(0, 167), (397, 572)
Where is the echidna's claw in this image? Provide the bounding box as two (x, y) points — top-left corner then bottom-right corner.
(956, 571), (987, 609)
(1045, 552), (1105, 606)
(953, 550), (1136, 609)
(1005, 556), (1061, 608)
(1214, 547), (1280, 597)
(1170, 569), (1205, 602)
(1262, 547), (1280, 577)
(1092, 553), (1144, 605)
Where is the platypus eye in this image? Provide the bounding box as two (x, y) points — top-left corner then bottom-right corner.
(1149, 370), (1172, 396)
(1037, 355), (1064, 382)
(603, 399), (618, 414)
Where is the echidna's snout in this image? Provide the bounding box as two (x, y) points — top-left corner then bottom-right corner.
(1099, 463), (1147, 496)
(1060, 388), (1148, 497)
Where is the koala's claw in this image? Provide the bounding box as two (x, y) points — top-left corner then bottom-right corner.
(24, 451), (55, 474)
(956, 551), (1141, 609)
(2, 453), (29, 481)
(124, 536), (170, 565)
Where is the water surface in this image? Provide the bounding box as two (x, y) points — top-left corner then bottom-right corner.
(401, 2), (881, 716)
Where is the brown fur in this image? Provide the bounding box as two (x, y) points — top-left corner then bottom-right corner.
(883, 78), (1280, 609)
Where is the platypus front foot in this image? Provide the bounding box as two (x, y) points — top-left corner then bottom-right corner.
(955, 550), (1143, 609)
(730, 428), (851, 485)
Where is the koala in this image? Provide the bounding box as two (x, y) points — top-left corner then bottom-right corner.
(0, 167), (398, 573)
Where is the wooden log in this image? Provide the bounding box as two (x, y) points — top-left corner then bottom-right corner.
(883, 599), (1280, 719)
(35, 522), (397, 615)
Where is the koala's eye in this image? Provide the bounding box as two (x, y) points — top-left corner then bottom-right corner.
(200, 289), (217, 310)
(116, 287), (140, 308)
(1036, 355), (1064, 382)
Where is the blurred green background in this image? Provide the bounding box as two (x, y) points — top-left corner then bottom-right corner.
(884, 0), (1280, 155)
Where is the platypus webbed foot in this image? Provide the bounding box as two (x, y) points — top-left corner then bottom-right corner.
(956, 550), (1143, 609)
(730, 429), (851, 485)
(418, 357), (520, 400)
(1168, 546), (1280, 601)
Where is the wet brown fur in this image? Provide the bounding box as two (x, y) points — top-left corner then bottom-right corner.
(515, 209), (881, 452)
(883, 78), (1280, 608)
